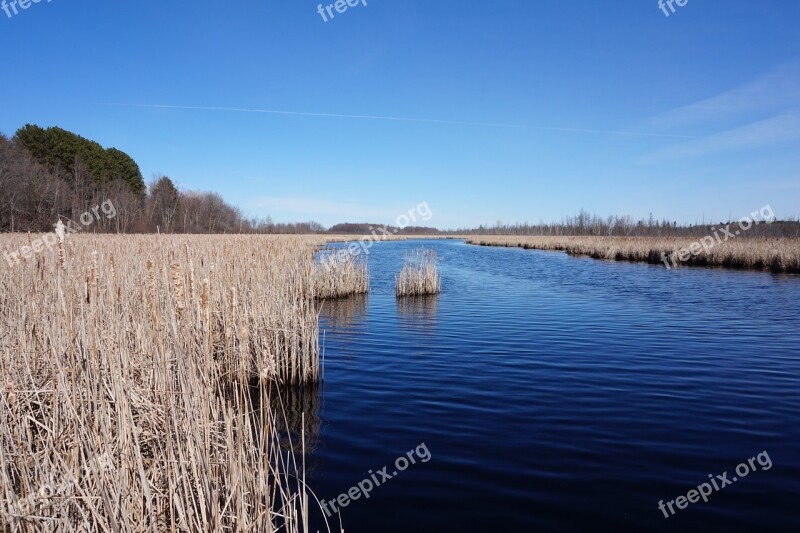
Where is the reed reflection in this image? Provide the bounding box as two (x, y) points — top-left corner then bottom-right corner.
(318, 294), (368, 331)
(247, 380), (323, 472)
(396, 295), (439, 332)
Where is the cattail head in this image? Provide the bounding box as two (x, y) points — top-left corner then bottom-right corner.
(170, 263), (185, 318)
(201, 278), (210, 327)
(57, 241), (66, 270)
(89, 251), (99, 288)
(238, 325), (249, 341)
(4, 381), (15, 409)
(228, 287), (237, 324)
(188, 260), (195, 305)
(146, 258), (158, 329)
(54, 220), (66, 242)
(146, 259), (156, 302)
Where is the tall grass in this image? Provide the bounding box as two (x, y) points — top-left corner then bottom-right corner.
(313, 248), (370, 299)
(0, 234), (339, 532)
(396, 249), (441, 297)
(465, 236), (800, 273)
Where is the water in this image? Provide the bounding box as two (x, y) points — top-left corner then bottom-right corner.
(300, 239), (800, 532)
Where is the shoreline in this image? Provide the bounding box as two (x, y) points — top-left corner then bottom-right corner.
(464, 236), (800, 275)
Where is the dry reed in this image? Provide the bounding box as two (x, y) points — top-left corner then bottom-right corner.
(396, 249), (441, 297)
(0, 234), (343, 532)
(465, 236), (800, 273)
(313, 248), (370, 299)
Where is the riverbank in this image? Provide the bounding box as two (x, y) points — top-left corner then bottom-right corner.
(464, 236), (800, 274)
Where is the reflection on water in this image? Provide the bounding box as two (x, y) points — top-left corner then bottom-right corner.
(318, 294), (369, 331)
(396, 295), (439, 331)
(248, 381), (322, 469)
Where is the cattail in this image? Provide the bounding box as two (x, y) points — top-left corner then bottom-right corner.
(313, 249), (369, 299)
(1, 234), (330, 530)
(54, 220), (66, 242)
(146, 259), (156, 302)
(228, 287), (237, 324)
(188, 260), (196, 305)
(89, 251), (99, 289)
(238, 325), (249, 343)
(171, 263), (186, 318)
(85, 252), (97, 304)
(147, 258), (158, 329)
(57, 240), (66, 270)
(4, 381), (15, 409)
(201, 278), (210, 328)
(396, 249), (441, 297)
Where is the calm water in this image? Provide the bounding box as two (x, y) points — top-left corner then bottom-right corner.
(299, 239), (800, 532)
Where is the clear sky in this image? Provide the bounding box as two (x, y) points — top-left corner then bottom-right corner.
(1, 0), (799, 229)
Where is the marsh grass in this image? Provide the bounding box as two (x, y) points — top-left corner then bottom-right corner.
(0, 234), (340, 532)
(313, 248), (370, 300)
(396, 249), (441, 297)
(466, 236), (800, 273)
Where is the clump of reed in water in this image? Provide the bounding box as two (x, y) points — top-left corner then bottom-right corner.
(313, 248), (370, 299)
(396, 248), (441, 297)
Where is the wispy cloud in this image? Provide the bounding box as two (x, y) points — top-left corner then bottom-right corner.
(103, 103), (697, 139)
(643, 109), (800, 161)
(647, 62), (800, 132)
(642, 61), (800, 160)
(105, 103), (528, 129)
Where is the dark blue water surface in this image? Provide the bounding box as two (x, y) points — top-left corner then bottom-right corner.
(301, 239), (800, 532)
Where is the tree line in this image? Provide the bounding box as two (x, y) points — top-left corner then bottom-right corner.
(3, 125), (797, 238)
(445, 209), (800, 238)
(0, 125), (322, 234)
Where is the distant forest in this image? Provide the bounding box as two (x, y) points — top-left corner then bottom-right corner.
(2, 125), (798, 238)
(0, 125), (322, 234)
(443, 211), (800, 238)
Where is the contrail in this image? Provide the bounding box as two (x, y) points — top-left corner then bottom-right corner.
(525, 125), (699, 139)
(103, 103), (700, 139)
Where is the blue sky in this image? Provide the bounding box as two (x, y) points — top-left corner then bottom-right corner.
(1, 0), (799, 229)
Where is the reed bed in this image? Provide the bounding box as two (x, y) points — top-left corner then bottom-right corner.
(396, 249), (441, 297)
(313, 248), (370, 299)
(0, 234), (340, 532)
(465, 236), (800, 273)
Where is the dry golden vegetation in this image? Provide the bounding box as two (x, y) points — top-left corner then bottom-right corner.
(313, 249), (370, 299)
(396, 249), (442, 297)
(465, 236), (800, 273)
(0, 234), (359, 532)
